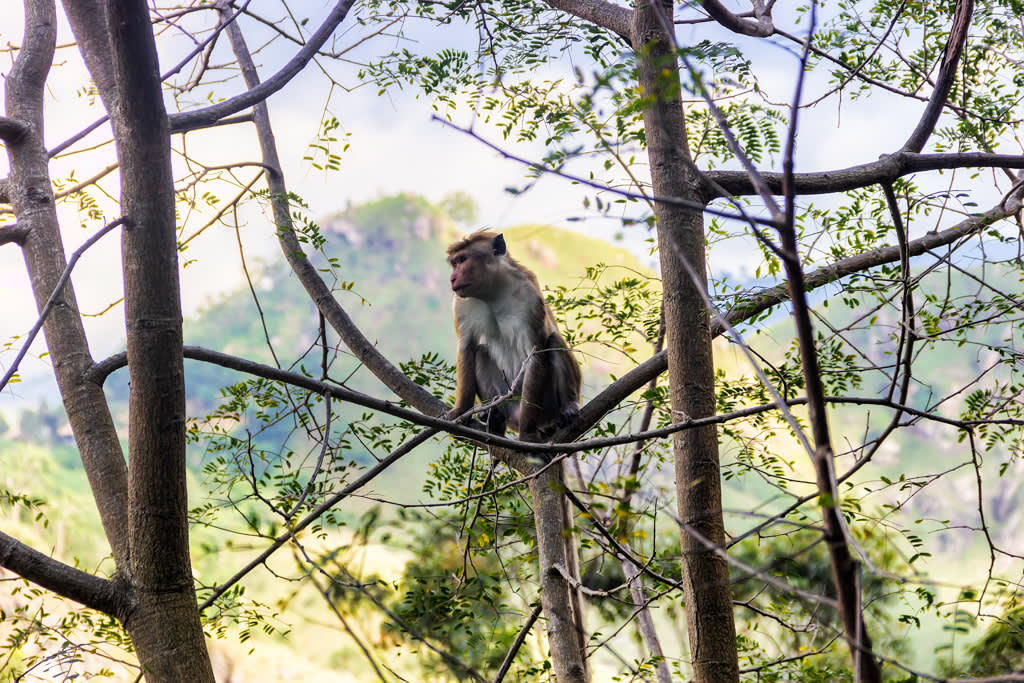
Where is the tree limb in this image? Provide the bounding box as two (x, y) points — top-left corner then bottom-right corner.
(492, 605), (542, 683)
(87, 346), (535, 451)
(0, 530), (127, 618)
(59, 0), (118, 116)
(168, 0), (356, 133)
(699, 0), (775, 37)
(0, 218), (124, 393)
(901, 0), (974, 153)
(0, 116), (30, 144)
(704, 150), (1024, 199)
(540, 0), (631, 40)
(0, 224), (30, 245)
(15, 0), (132, 574)
(217, 0), (445, 421)
(572, 189), (1022, 432)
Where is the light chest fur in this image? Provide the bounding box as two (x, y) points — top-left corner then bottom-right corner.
(454, 280), (544, 386)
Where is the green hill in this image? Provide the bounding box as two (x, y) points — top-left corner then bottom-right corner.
(6, 193), (1022, 678)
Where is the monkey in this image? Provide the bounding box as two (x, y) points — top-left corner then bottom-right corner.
(446, 230), (581, 442)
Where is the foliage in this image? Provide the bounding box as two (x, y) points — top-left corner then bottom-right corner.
(388, 510), (543, 679)
(4, 0), (1024, 680)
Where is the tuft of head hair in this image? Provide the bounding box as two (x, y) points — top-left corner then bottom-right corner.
(447, 229), (506, 257)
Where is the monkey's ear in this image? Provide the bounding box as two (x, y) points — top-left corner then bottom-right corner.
(492, 234), (507, 256)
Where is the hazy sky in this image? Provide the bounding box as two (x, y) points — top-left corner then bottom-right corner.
(0, 3), (937, 405)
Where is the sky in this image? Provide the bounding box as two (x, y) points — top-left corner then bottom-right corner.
(0, 1), (966, 408)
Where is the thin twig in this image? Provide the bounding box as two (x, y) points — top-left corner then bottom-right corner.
(0, 217), (125, 393)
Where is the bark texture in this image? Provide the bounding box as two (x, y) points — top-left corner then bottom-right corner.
(631, 1), (739, 680)
(529, 466), (589, 683)
(9, 0), (131, 573)
(102, 0), (214, 678)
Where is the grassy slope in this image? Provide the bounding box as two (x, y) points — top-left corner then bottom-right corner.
(0, 204), (662, 680)
(5, 195), (1016, 676)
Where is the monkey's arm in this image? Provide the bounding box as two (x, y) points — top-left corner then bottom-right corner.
(450, 340), (479, 420)
(516, 299), (554, 442)
(548, 332), (582, 429)
(517, 352), (546, 442)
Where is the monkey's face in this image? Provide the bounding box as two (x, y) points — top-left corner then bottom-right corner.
(448, 232), (506, 299)
(448, 247), (490, 298)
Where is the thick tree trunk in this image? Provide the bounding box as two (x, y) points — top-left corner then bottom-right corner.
(631, 1), (739, 680)
(8, 0), (131, 574)
(7, 1), (213, 678)
(102, 1), (214, 679)
(529, 464), (589, 683)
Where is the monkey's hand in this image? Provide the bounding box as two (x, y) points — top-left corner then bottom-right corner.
(445, 407), (471, 424)
(555, 402), (580, 431)
(518, 429), (543, 444)
(445, 407), (491, 434)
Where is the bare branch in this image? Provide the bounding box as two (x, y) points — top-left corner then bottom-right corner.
(168, 0), (356, 133)
(699, 0), (774, 37)
(0, 530), (126, 617)
(704, 150), (1024, 199)
(767, 7), (880, 670)
(87, 346), (532, 451)
(53, 162), (118, 200)
(0, 218), (124, 392)
(0, 224), (30, 246)
(540, 0), (631, 40)
(902, 0), (974, 153)
(492, 605), (542, 683)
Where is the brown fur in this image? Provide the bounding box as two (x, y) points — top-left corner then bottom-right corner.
(447, 231), (581, 441)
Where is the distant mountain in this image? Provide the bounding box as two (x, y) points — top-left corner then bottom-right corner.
(149, 194), (653, 487)
(176, 193), (655, 411)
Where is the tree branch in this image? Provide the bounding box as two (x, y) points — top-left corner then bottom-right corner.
(901, 0), (974, 153)
(0, 218), (124, 393)
(573, 188), (1023, 430)
(704, 150), (1024, 199)
(774, 29), (882, 667)
(55, 1), (252, 157)
(0, 224), (30, 246)
(87, 346), (534, 451)
(540, 0), (631, 40)
(168, 0), (356, 133)
(217, 0), (445, 421)
(0, 530), (127, 618)
(59, 0), (118, 117)
(16, 0), (132, 573)
(699, 0), (774, 37)
(492, 605), (542, 683)
(0, 116), (31, 144)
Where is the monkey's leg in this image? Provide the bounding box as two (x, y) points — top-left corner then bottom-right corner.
(474, 346), (511, 436)
(518, 350), (548, 443)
